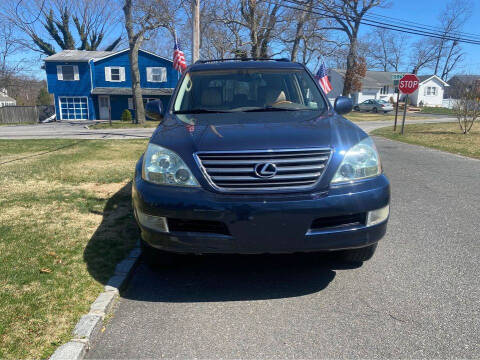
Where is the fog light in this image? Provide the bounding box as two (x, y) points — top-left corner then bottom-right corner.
(366, 205), (389, 227)
(136, 210), (169, 232)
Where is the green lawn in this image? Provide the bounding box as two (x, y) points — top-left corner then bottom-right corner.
(89, 121), (159, 129)
(419, 107), (456, 116)
(0, 139), (148, 359)
(345, 111), (430, 122)
(372, 122), (480, 159)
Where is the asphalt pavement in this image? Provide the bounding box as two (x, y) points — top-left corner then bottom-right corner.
(87, 137), (480, 359)
(0, 117), (456, 138)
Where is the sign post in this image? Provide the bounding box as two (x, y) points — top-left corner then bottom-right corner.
(397, 74), (420, 135)
(392, 74), (403, 132)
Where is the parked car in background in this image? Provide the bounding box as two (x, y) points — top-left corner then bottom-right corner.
(134, 59), (390, 267)
(354, 99), (394, 113)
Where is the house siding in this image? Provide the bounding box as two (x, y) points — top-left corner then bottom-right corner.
(46, 61), (96, 120)
(410, 78), (445, 107)
(46, 49), (177, 121)
(93, 50), (177, 89)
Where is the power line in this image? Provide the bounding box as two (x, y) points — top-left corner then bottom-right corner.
(273, 0), (480, 45)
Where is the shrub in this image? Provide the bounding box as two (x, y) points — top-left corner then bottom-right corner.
(121, 109), (132, 122)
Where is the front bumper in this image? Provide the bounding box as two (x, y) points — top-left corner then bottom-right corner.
(133, 174), (390, 254)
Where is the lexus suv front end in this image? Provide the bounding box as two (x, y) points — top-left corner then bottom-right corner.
(133, 59), (390, 264)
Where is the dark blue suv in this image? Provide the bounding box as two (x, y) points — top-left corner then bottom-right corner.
(133, 59), (390, 265)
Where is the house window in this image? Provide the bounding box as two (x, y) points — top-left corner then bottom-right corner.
(59, 96), (88, 120)
(380, 85), (389, 95)
(128, 98), (134, 109)
(424, 86), (437, 96)
(147, 67), (167, 82)
(57, 65), (79, 81)
(105, 67), (125, 82)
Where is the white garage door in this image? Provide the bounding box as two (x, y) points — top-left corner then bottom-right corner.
(59, 97), (88, 120)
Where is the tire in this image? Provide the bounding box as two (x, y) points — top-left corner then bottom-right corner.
(141, 240), (176, 268)
(340, 243), (378, 263)
(373, 107), (378, 113)
(353, 106), (360, 111)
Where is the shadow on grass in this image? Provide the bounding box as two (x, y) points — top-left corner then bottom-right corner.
(83, 181), (139, 285)
(84, 182), (360, 301)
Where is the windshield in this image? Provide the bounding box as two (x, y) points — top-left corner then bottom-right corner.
(173, 68), (327, 113)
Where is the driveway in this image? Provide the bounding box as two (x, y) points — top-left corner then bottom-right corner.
(0, 117), (456, 139)
(87, 137), (480, 359)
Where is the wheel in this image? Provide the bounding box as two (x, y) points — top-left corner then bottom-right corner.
(340, 243), (378, 263)
(141, 239), (176, 268)
(353, 106), (360, 111)
(373, 107), (378, 113)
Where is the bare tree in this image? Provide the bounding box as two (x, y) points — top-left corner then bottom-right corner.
(213, 0), (284, 58)
(123, 0), (181, 124)
(363, 28), (408, 72)
(409, 39), (437, 74)
(318, 0), (389, 96)
(431, 0), (471, 77)
(1, 0), (123, 56)
(453, 78), (480, 134)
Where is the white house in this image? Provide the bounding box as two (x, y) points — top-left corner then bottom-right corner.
(327, 70), (448, 107)
(0, 88), (16, 107)
(410, 75), (449, 107)
(328, 70), (400, 105)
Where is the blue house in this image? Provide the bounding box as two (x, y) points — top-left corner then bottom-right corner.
(45, 49), (178, 121)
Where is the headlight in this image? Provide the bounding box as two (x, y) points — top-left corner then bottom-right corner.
(142, 143), (199, 186)
(331, 137), (381, 183)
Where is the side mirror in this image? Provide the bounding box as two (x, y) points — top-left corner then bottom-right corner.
(334, 96), (353, 115)
(145, 100), (164, 121)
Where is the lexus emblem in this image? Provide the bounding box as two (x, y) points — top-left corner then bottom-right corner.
(254, 162), (277, 178)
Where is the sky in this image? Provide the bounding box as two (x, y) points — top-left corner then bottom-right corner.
(363, 0), (480, 73)
(12, 0), (480, 80)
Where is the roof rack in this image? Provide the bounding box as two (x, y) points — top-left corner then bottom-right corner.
(195, 58), (291, 64)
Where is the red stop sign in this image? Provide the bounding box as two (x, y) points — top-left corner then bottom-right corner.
(398, 74), (419, 94)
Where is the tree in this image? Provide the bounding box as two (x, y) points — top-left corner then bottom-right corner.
(363, 28), (408, 72)
(318, 0), (389, 96)
(452, 77), (480, 134)
(431, 0), (471, 79)
(409, 39), (437, 74)
(213, 0), (284, 58)
(2, 0), (122, 56)
(36, 87), (52, 105)
(123, 0), (180, 124)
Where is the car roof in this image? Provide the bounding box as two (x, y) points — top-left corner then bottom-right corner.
(188, 60), (305, 72)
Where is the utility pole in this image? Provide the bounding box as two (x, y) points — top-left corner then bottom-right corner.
(192, 0), (200, 63)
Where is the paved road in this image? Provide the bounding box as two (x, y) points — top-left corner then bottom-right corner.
(0, 117), (456, 139)
(88, 138), (480, 359)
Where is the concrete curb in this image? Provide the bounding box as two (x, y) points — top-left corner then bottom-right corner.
(49, 241), (141, 360)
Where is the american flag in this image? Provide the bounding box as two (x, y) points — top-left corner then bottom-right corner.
(173, 39), (187, 73)
(315, 62), (332, 94)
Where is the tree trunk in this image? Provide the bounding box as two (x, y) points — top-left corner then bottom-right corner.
(123, 0), (145, 124)
(290, 0), (312, 62)
(343, 36), (357, 96)
(129, 40), (145, 124)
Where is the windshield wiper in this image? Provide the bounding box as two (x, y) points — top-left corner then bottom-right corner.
(243, 106), (299, 112)
(173, 108), (232, 114)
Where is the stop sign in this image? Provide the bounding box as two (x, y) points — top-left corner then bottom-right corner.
(398, 74), (419, 94)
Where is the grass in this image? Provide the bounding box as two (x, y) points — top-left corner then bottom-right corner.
(345, 111), (430, 122)
(0, 122), (36, 126)
(371, 122), (480, 159)
(89, 121), (159, 129)
(419, 106), (456, 116)
(0, 138), (148, 359)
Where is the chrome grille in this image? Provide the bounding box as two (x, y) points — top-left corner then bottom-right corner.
(195, 148), (331, 192)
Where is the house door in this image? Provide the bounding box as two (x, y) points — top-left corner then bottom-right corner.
(99, 96), (110, 120)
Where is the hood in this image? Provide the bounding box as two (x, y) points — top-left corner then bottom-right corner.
(150, 111), (344, 153)
(150, 110), (367, 155)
